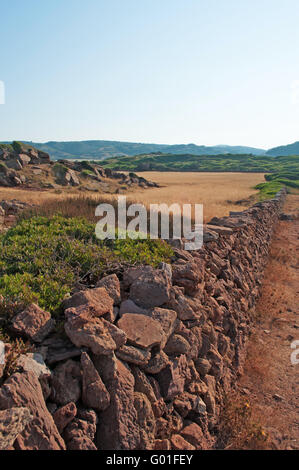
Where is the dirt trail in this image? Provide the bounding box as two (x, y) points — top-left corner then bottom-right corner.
(238, 194), (299, 450)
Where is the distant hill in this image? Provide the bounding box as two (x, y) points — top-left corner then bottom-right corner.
(266, 141), (299, 156)
(14, 140), (266, 160)
(100, 152), (299, 174)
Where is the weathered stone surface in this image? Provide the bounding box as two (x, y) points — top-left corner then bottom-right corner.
(81, 352), (110, 411)
(203, 375), (217, 416)
(170, 434), (195, 450)
(101, 318), (127, 349)
(116, 344), (151, 366)
(119, 299), (149, 316)
(194, 358), (211, 377)
(172, 261), (204, 296)
(0, 371), (66, 450)
(64, 417), (97, 450)
(53, 402), (77, 434)
(117, 314), (164, 350)
(65, 308), (117, 355)
(147, 307), (177, 348)
(96, 356), (140, 450)
(0, 407), (33, 450)
(153, 439), (171, 450)
(96, 274), (121, 305)
(16, 353), (51, 399)
(206, 224), (234, 235)
(174, 393), (206, 418)
(129, 269), (171, 308)
(132, 368), (157, 403)
(51, 359), (81, 406)
(63, 287), (114, 317)
(181, 422), (212, 450)
(164, 334), (191, 356)
(142, 350), (170, 374)
(42, 336), (81, 364)
(166, 286), (202, 321)
(156, 357), (187, 400)
(16, 353), (51, 380)
(122, 266), (154, 289)
(134, 392), (155, 450)
(11, 304), (55, 343)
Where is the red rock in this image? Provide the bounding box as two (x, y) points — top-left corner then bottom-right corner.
(156, 357), (187, 400)
(96, 274), (121, 305)
(129, 269), (171, 308)
(117, 314), (164, 350)
(11, 304), (55, 343)
(170, 434), (195, 450)
(0, 407), (33, 450)
(53, 402), (77, 434)
(172, 261), (204, 296)
(119, 299), (149, 316)
(166, 286), (202, 321)
(0, 371), (65, 450)
(134, 392), (155, 450)
(164, 334), (191, 356)
(147, 307), (177, 348)
(181, 422), (212, 450)
(81, 352), (110, 411)
(122, 266), (154, 289)
(142, 350), (170, 374)
(101, 318), (127, 349)
(131, 367), (157, 403)
(95, 355), (140, 450)
(153, 439), (171, 450)
(63, 287), (114, 318)
(65, 308), (117, 355)
(64, 417), (97, 450)
(51, 359), (81, 406)
(116, 344), (151, 366)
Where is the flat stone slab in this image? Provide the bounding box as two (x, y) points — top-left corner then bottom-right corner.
(117, 313), (164, 350)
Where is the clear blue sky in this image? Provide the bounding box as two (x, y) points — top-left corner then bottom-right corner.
(1, 0), (299, 149)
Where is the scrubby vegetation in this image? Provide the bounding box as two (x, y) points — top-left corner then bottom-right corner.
(101, 152), (299, 174)
(0, 213), (173, 319)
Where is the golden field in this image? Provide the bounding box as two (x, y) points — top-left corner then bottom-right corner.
(0, 172), (266, 222)
(126, 172), (265, 222)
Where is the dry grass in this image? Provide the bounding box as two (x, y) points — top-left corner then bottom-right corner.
(0, 172), (265, 223)
(121, 172), (265, 222)
(217, 392), (271, 450)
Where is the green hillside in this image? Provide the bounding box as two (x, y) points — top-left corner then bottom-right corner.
(2, 140), (265, 160)
(100, 152), (298, 173)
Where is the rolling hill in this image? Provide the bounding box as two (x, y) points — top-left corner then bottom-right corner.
(14, 140), (266, 160)
(266, 141), (299, 156)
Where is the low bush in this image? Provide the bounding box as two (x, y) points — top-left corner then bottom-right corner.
(0, 214), (173, 318)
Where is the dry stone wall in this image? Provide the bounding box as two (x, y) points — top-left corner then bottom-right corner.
(0, 189), (286, 450)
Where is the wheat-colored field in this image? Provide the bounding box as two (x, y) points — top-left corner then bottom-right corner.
(0, 172), (265, 222)
(127, 172), (265, 222)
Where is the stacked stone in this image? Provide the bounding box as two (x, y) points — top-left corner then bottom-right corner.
(0, 189), (286, 450)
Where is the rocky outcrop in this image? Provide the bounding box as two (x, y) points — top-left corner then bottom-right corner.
(0, 189), (287, 450)
(0, 142), (158, 191)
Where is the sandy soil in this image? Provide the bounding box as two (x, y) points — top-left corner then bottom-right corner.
(239, 194), (299, 450)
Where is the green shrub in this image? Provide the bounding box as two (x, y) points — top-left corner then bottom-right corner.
(0, 215), (173, 317)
